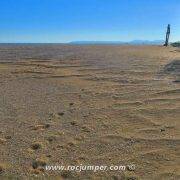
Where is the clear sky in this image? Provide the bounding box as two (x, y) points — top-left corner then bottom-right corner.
(0, 0), (180, 43)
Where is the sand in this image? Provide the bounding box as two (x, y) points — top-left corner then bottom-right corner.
(0, 45), (180, 179)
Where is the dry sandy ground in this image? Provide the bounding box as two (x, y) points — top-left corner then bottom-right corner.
(0, 45), (180, 179)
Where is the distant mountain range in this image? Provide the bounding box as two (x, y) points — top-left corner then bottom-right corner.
(69, 40), (164, 45)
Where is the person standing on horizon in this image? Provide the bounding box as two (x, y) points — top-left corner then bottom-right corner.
(164, 24), (171, 46)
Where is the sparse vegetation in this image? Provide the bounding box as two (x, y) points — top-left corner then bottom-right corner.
(171, 41), (180, 47)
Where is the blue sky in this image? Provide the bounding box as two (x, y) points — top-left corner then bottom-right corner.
(0, 0), (180, 43)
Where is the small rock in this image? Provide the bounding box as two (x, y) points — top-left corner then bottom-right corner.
(31, 142), (42, 150)
(70, 121), (78, 126)
(44, 124), (50, 128)
(32, 158), (47, 169)
(5, 135), (12, 140)
(46, 154), (52, 158)
(47, 136), (56, 143)
(58, 112), (64, 116)
(57, 145), (64, 149)
(67, 141), (76, 147)
(0, 138), (7, 144)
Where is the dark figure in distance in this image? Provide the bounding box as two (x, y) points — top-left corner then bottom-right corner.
(164, 24), (170, 46)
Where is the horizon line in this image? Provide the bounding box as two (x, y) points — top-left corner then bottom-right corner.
(0, 39), (168, 44)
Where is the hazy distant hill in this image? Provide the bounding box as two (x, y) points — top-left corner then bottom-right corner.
(129, 40), (164, 45)
(69, 40), (164, 45)
(69, 41), (125, 45)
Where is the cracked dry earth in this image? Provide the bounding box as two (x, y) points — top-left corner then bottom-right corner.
(0, 45), (180, 179)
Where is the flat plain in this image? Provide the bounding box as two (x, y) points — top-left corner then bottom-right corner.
(0, 44), (180, 179)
